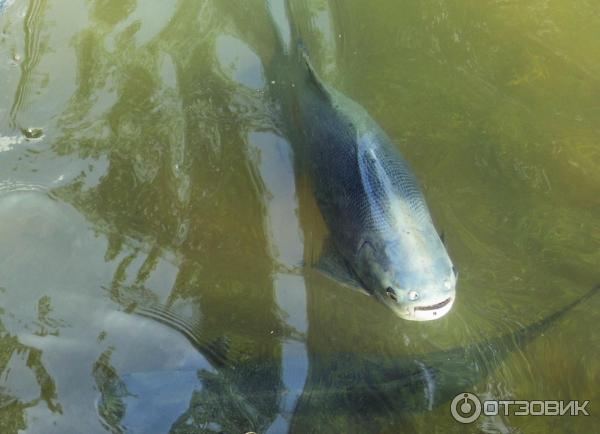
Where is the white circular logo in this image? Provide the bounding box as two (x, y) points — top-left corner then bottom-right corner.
(451, 392), (482, 424)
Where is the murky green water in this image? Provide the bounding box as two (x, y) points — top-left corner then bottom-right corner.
(1, 0), (599, 433)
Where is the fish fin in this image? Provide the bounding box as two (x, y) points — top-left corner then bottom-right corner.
(314, 240), (369, 294)
(299, 44), (333, 103)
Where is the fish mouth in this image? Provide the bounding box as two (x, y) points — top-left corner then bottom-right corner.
(397, 296), (454, 321)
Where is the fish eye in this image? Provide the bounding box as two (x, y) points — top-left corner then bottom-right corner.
(386, 287), (398, 302)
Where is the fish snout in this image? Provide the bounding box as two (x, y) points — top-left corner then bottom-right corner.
(408, 294), (455, 321)
(367, 245), (457, 320)
(386, 283), (455, 321)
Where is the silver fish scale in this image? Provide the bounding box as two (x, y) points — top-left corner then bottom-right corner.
(300, 79), (434, 257)
(357, 136), (431, 235)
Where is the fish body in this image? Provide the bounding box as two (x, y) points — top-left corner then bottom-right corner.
(269, 10), (457, 320)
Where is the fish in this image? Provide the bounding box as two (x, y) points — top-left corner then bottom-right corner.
(267, 0), (456, 320)
(97, 285), (599, 433)
(290, 284), (600, 431)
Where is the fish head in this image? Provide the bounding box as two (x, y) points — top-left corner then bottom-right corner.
(355, 236), (456, 321)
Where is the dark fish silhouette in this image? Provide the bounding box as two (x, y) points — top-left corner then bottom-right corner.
(96, 285), (599, 432)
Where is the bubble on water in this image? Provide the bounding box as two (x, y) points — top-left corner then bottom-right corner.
(11, 51), (21, 65)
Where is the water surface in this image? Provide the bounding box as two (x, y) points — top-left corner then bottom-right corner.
(0, 0), (598, 433)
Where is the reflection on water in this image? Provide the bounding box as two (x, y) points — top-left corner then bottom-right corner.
(8, 0), (46, 128)
(0, 0), (599, 433)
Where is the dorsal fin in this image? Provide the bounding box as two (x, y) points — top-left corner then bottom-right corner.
(299, 45), (333, 103)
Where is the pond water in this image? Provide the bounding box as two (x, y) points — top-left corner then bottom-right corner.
(0, 1), (598, 433)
